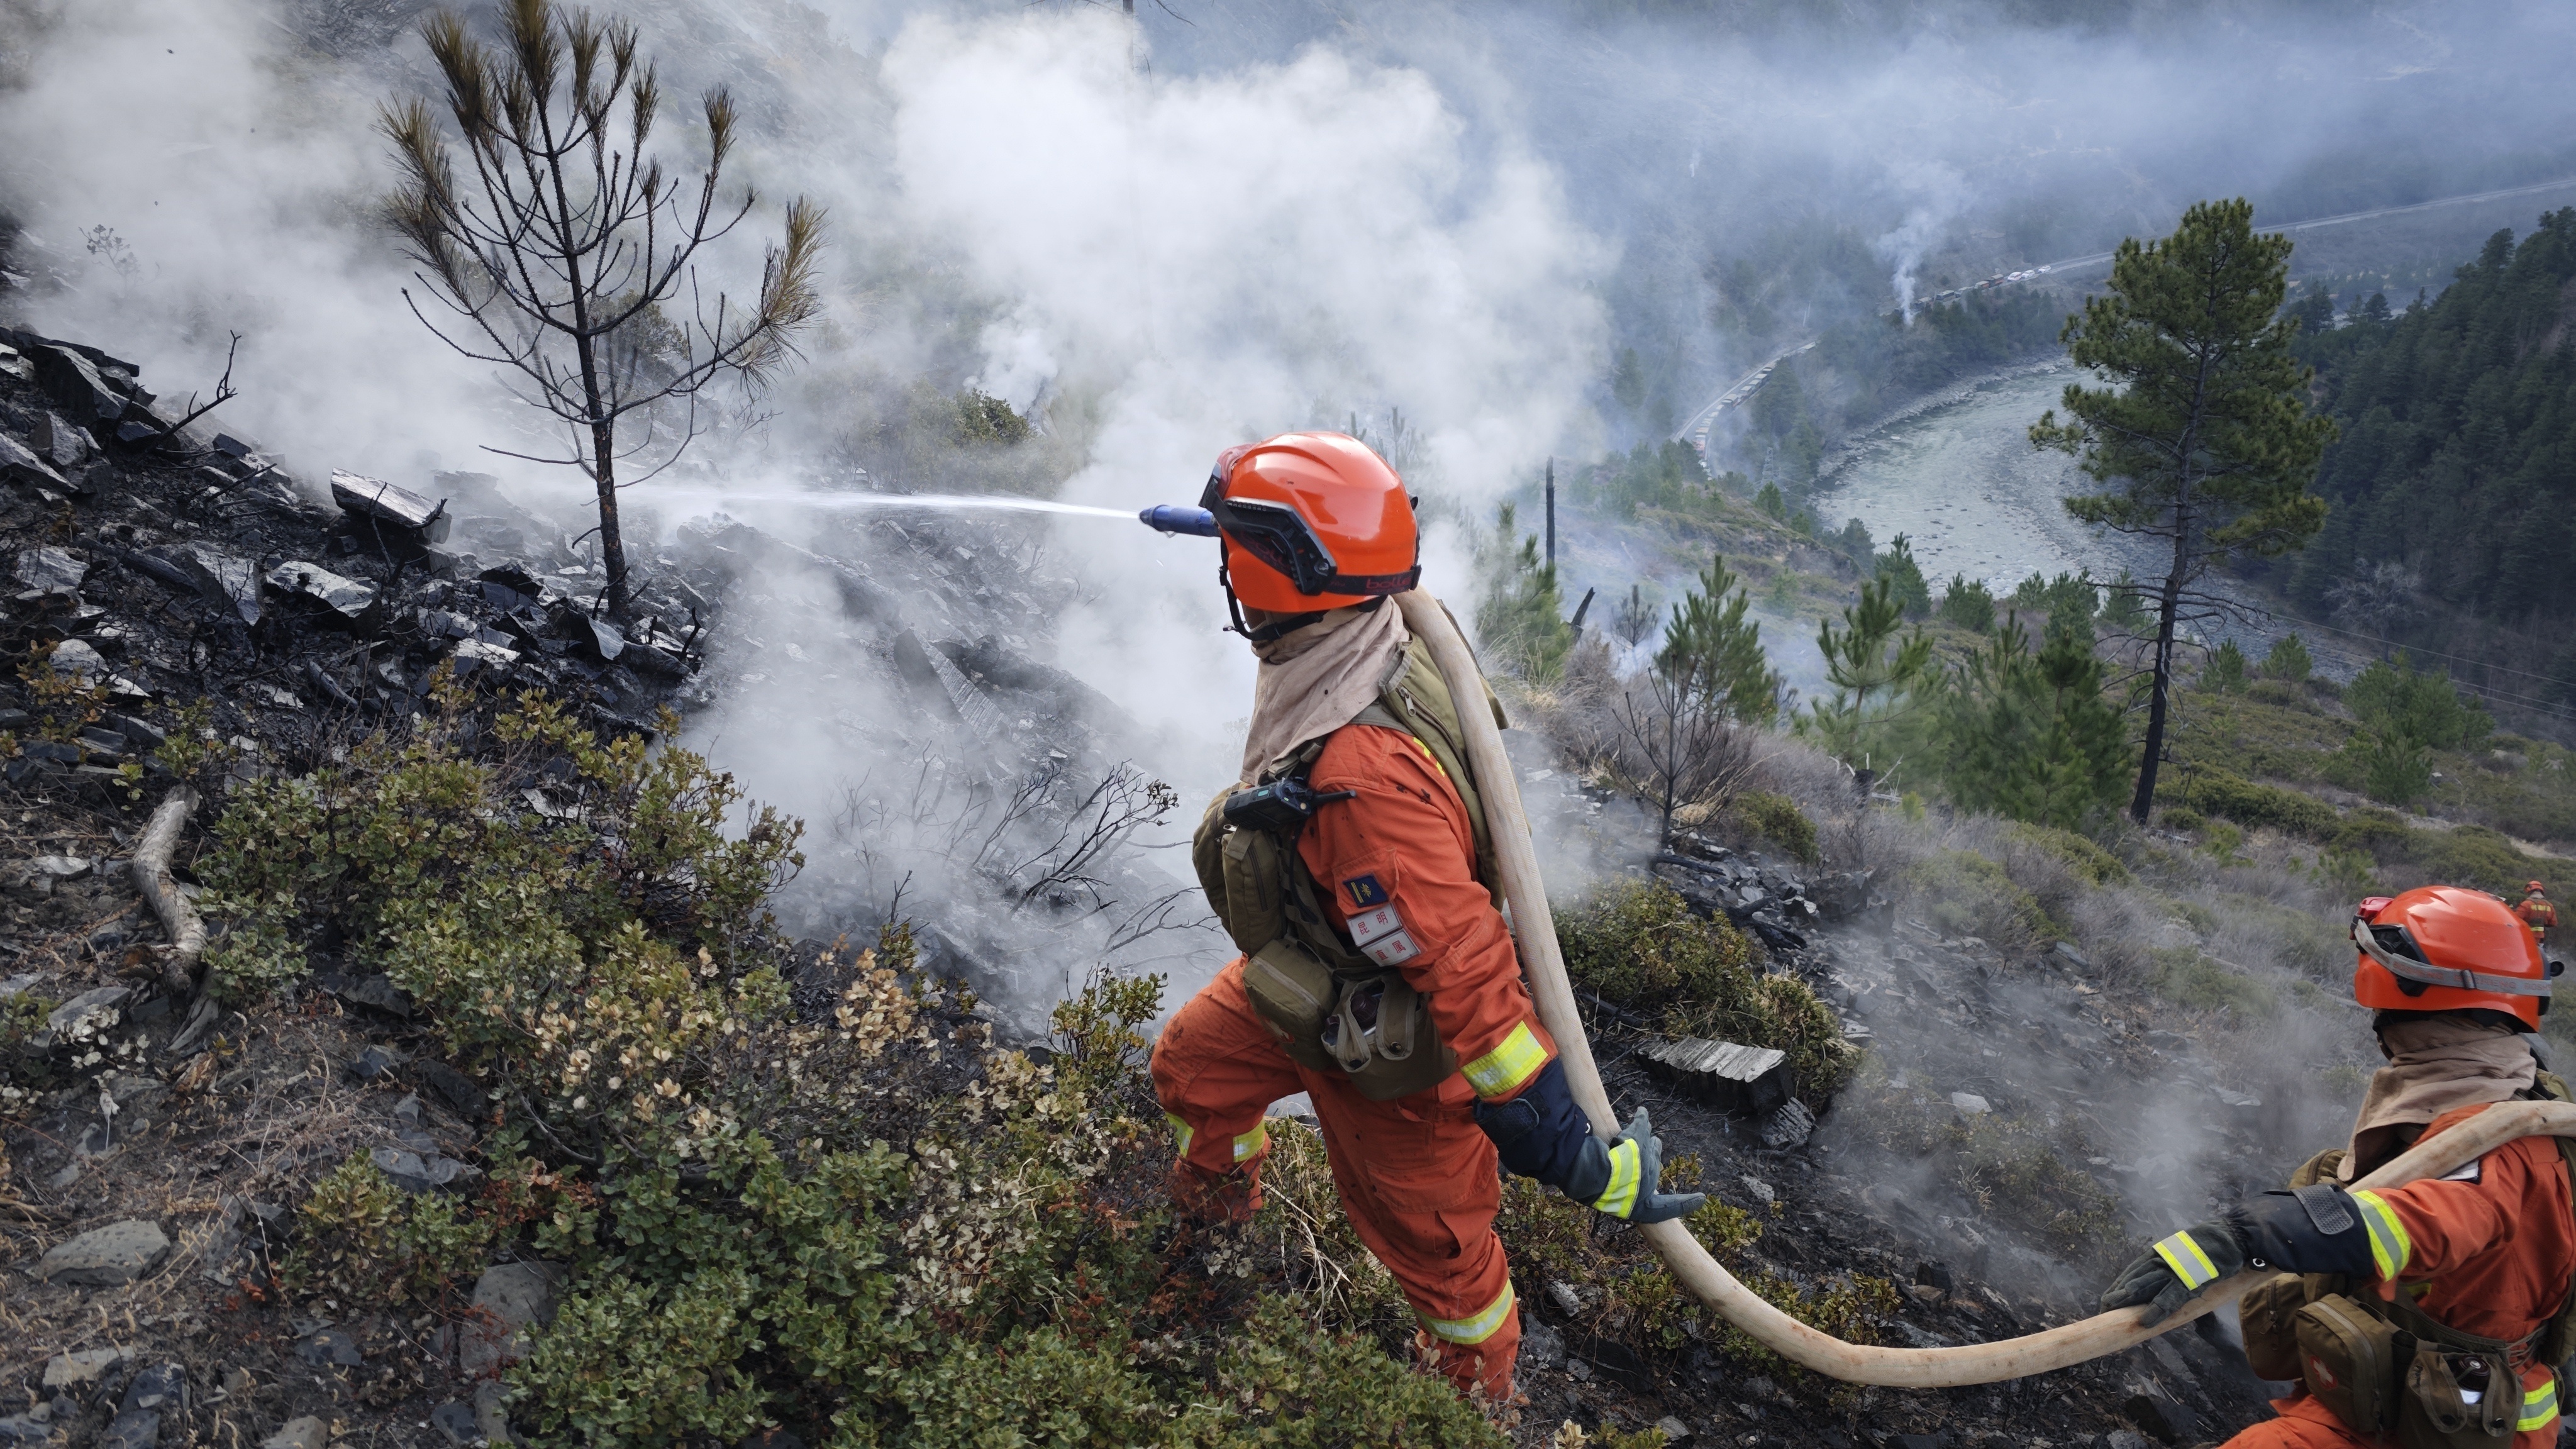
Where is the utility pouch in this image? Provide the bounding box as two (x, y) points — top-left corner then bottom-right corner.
(2398, 1343), (2516, 1446)
(1320, 973), (1457, 1102)
(2241, 1272), (2321, 1383)
(1241, 940), (1340, 1074)
(2296, 1293), (2406, 1436)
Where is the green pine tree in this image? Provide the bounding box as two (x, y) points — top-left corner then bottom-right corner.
(2031, 198), (2338, 823)
(1658, 555), (1783, 727)
(2263, 633), (2312, 683)
(2202, 640), (2248, 692)
(1930, 620), (2132, 830)
(1874, 533), (1931, 618)
(1798, 575), (1933, 777)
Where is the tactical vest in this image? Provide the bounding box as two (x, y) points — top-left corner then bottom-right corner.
(2238, 1072), (2576, 1446)
(1191, 636), (1506, 1101)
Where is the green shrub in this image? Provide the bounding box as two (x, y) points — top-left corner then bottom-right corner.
(2158, 807), (2206, 833)
(2350, 729), (2434, 806)
(1730, 790), (1819, 863)
(1899, 849), (2057, 948)
(2408, 826), (2558, 897)
(2175, 769), (2339, 840)
(2217, 892), (2348, 978)
(284, 1155), (497, 1304)
(1556, 882), (1853, 1099)
(2148, 947), (2277, 1020)
(2005, 821), (2130, 887)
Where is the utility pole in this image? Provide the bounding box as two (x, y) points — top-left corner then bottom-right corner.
(1544, 457), (1556, 569)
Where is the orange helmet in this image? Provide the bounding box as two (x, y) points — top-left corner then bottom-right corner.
(2352, 887), (2554, 1030)
(2530, 881), (2548, 894)
(1199, 432), (1419, 622)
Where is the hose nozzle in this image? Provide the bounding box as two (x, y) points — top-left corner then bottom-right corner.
(1140, 504), (1219, 537)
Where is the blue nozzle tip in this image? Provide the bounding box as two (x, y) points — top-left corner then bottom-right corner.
(1141, 504), (1219, 538)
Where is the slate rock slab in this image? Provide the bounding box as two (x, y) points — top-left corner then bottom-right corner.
(430, 1400), (482, 1446)
(460, 1261), (564, 1375)
(42, 1347), (128, 1387)
(264, 561), (377, 625)
(121, 1363), (185, 1414)
(0, 430), (69, 492)
(36, 1220), (171, 1285)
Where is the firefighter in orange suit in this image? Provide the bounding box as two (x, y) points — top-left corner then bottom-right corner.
(2100, 886), (2572, 1446)
(2515, 881), (2555, 946)
(1151, 433), (1702, 1399)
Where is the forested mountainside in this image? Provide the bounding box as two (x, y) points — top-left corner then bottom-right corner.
(2282, 210), (2576, 662)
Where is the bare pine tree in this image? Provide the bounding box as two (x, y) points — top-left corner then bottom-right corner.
(382, 0), (824, 619)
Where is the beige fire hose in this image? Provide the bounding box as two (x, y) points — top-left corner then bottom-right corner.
(1392, 588), (2576, 1387)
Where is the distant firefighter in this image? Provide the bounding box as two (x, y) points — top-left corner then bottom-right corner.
(2516, 880), (2556, 945)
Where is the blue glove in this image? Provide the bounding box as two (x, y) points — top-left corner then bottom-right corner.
(1474, 1060), (1706, 1224)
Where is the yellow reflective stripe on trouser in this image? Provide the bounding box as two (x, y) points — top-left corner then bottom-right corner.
(1421, 1281), (1516, 1345)
(2152, 1230), (2221, 1292)
(2350, 1190), (2414, 1280)
(1163, 1113), (1194, 1157)
(1231, 1121), (1269, 1162)
(1462, 1022), (1548, 1098)
(2519, 1377), (2559, 1433)
(1591, 1138), (1642, 1218)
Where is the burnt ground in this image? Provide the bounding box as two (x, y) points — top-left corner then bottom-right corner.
(0, 319), (2304, 1449)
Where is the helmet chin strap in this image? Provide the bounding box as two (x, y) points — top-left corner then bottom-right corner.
(1219, 558), (1381, 645)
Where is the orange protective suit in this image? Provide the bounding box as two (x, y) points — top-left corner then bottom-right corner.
(2514, 893), (2557, 942)
(1152, 720), (1559, 1397)
(2223, 1102), (2574, 1448)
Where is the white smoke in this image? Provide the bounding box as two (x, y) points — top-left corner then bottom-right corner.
(1872, 162), (1970, 326)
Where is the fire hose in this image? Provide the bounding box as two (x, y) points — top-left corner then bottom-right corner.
(1392, 587), (2576, 1387)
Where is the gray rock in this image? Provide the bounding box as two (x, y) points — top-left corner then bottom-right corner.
(370, 1147), (480, 1194)
(31, 344), (127, 423)
(1655, 1418), (1691, 1443)
(293, 1329), (363, 1367)
(2104, 1433), (2151, 1449)
(174, 546), (260, 626)
(46, 985), (131, 1036)
(472, 1380), (513, 1445)
(2121, 1389), (2197, 1445)
(46, 638), (108, 682)
(0, 1406), (61, 1446)
(336, 975), (412, 1016)
(13, 546), (86, 593)
(96, 1411), (157, 1449)
(42, 1348), (128, 1388)
(1759, 1097), (1817, 1148)
(331, 470), (450, 543)
(1518, 1317), (1564, 1370)
(111, 714), (165, 750)
(33, 413), (92, 469)
(460, 1261), (565, 1374)
(1546, 1280), (1583, 1318)
(36, 1221), (170, 1285)
(2054, 940), (2091, 970)
(121, 1363), (184, 1414)
(258, 1417), (326, 1449)
(1949, 1092), (1992, 1116)
(430, 1399), (483, 1446)
(264, 562), (377, 625)
(1738, 1175), (1775, 1206)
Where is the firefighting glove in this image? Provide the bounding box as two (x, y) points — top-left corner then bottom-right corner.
(2099, 1218), (2248, 1325)
(1475, 1061), (1706, 1224)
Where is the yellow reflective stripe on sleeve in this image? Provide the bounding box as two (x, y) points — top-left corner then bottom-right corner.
(1462, 1021), (1548, 1098)
(1232, 1121), (1269, 1162)
(2519, 1377), (2559, 1433)
(2351, 1191), (2414, 1280)
(1592, 1138), (1643, 1218)
(2152, 1231), (2221, 1292)
(1163, 1113), (1194, 1157)
(1406, 736), (1449, 780)
(1421, 1281), (1516, 1345)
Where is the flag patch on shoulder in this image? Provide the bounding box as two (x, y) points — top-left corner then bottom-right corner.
(1342, 874), (1389, 908)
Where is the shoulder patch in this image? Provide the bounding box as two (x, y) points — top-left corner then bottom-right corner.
(1342, 874), (1389, 909)
(2440, 1157), (2483, 1184)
